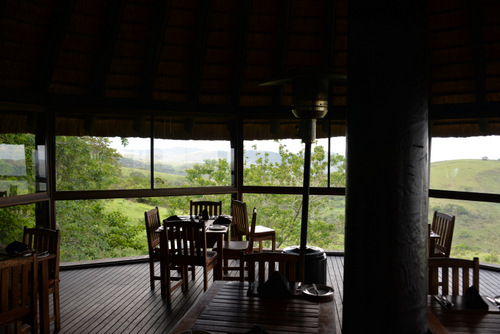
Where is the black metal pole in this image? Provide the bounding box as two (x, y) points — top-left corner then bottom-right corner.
(300, 139), (312, 252)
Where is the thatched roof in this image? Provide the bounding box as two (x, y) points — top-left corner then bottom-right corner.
(1, 0), (500, 139)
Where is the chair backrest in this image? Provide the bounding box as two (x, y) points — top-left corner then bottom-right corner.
(23, 226), (60, 281)
(164, 220), (210, 267)
(428, 257), (480, 295)
(0, 254), (38, 333)
(190, 200), (222, 217)
(431, 211), (455, 257)
(145, 207), (162, 253)
(241, 251), (305, 284)
(232, 199), (249, 240)
(245, 207), (258, 253)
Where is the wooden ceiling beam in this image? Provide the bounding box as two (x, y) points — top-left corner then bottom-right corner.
(272, 0), (292, 107)
(90, 0), (124, 98)
(188, 0), (212, 104)
(469, 0), (486, 104)
(140, 0), (172, 100)
(326, 0), (337, 67)
(34, 0), (76, 93)
(231, 0), (252, 106)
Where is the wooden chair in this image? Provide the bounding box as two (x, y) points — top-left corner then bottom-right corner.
(240, 251), (305, 284)
(0, 254), (38, 334)
(428, 257), (480, 295)
(145, 207), (185, 301)
(215, 204), (257, 280)
(190, 200), (222, 218)
(145, 207), (164, 290)
(430, 211), (455, 257)
(164, 220), (217, 292)
(23, 226), (61, 332)
(232, 199), (275, 252)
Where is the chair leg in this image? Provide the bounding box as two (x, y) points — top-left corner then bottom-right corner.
(203, 268), (208, 291)
(149, 258), (155, 289)
(183, 265), (190, 291)
(161, 259), (168, 299)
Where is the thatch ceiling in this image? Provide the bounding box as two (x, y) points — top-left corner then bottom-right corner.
(1, 0), (500, 139)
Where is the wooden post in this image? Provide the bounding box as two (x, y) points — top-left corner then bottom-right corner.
(343, 1), (429, 333)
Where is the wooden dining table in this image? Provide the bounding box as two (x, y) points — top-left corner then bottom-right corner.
(156, 216), (231, 284)
(427, 294), (500, 333)
(0, 249), (55, 333)
(169, 281), (336, 334)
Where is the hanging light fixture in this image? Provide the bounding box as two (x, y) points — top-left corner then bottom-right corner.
(261, 67), (346, 253)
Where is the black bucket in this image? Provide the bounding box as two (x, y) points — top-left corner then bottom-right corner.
(283, 245), (327, 284)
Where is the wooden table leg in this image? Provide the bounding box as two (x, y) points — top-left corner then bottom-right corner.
(38, 259), (50, 334)
(159, 231), (167, 298)
(215, 234), (223, 281)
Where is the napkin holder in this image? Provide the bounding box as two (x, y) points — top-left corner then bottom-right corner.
(6, 240), (31, 256)
(464, 286), (489, 310)
(213, 216), (231, 225)
(248, 271), (297, 298)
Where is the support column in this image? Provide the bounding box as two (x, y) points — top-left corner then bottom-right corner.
(343, 1), (429, 333)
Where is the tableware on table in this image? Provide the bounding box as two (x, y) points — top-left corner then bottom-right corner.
(301, 283), (334, 301)
(208, 224), (225, 231)
(434, 295), (454, 309)
(487, 296), (500, 308)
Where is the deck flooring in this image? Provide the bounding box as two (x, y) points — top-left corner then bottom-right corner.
(55, 256), (500, 334)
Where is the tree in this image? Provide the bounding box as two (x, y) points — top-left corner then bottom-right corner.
(0, 134), (37, 244)
(185, 140), (346, 250)
(185, 158), (231, 186)
(54, 136), (144, 261)
(56, 136), (121, 191)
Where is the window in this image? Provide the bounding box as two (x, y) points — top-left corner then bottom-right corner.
(0, 134), (45, 196)
(55, 195), (232, 261)
(430, 136), (500, 194)
(429, 198), (500, 264)
(430, 135), (500, 265)
(153, 138), (231, 188)
(56, 136), (130, 191)
(0, 204), (36, 245)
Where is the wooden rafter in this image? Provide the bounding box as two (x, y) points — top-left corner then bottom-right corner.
(140, 0), (172, 100)
(231, 0), (252, 106)
(91, 0), (124, 97)
(189, 0), (212, 104)
(272, 0), (292, 107)
(469, 0), (486, 104)
(35, 0), (76, 93)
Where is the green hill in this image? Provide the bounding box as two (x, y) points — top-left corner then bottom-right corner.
(102, 159), (499, 264)
(430, 159), (500, 263)
(431, 159), (500, 193)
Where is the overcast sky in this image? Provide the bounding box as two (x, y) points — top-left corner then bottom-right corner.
(109, 136), (500, 164)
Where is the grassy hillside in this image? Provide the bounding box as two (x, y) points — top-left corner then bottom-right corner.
(431, 159), (500, 193)
(430, 159), (500, 263)
(100, 159), (499, 264)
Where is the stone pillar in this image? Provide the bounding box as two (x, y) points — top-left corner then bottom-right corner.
(343, 1), (429, 333)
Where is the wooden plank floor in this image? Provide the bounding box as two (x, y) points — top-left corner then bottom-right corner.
(56, 256), (500, 334)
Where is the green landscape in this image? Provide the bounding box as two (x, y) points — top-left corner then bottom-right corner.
(102, 159), (500, 266)
(1, 135), (499, 265)
(429, 159), (500, 264)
